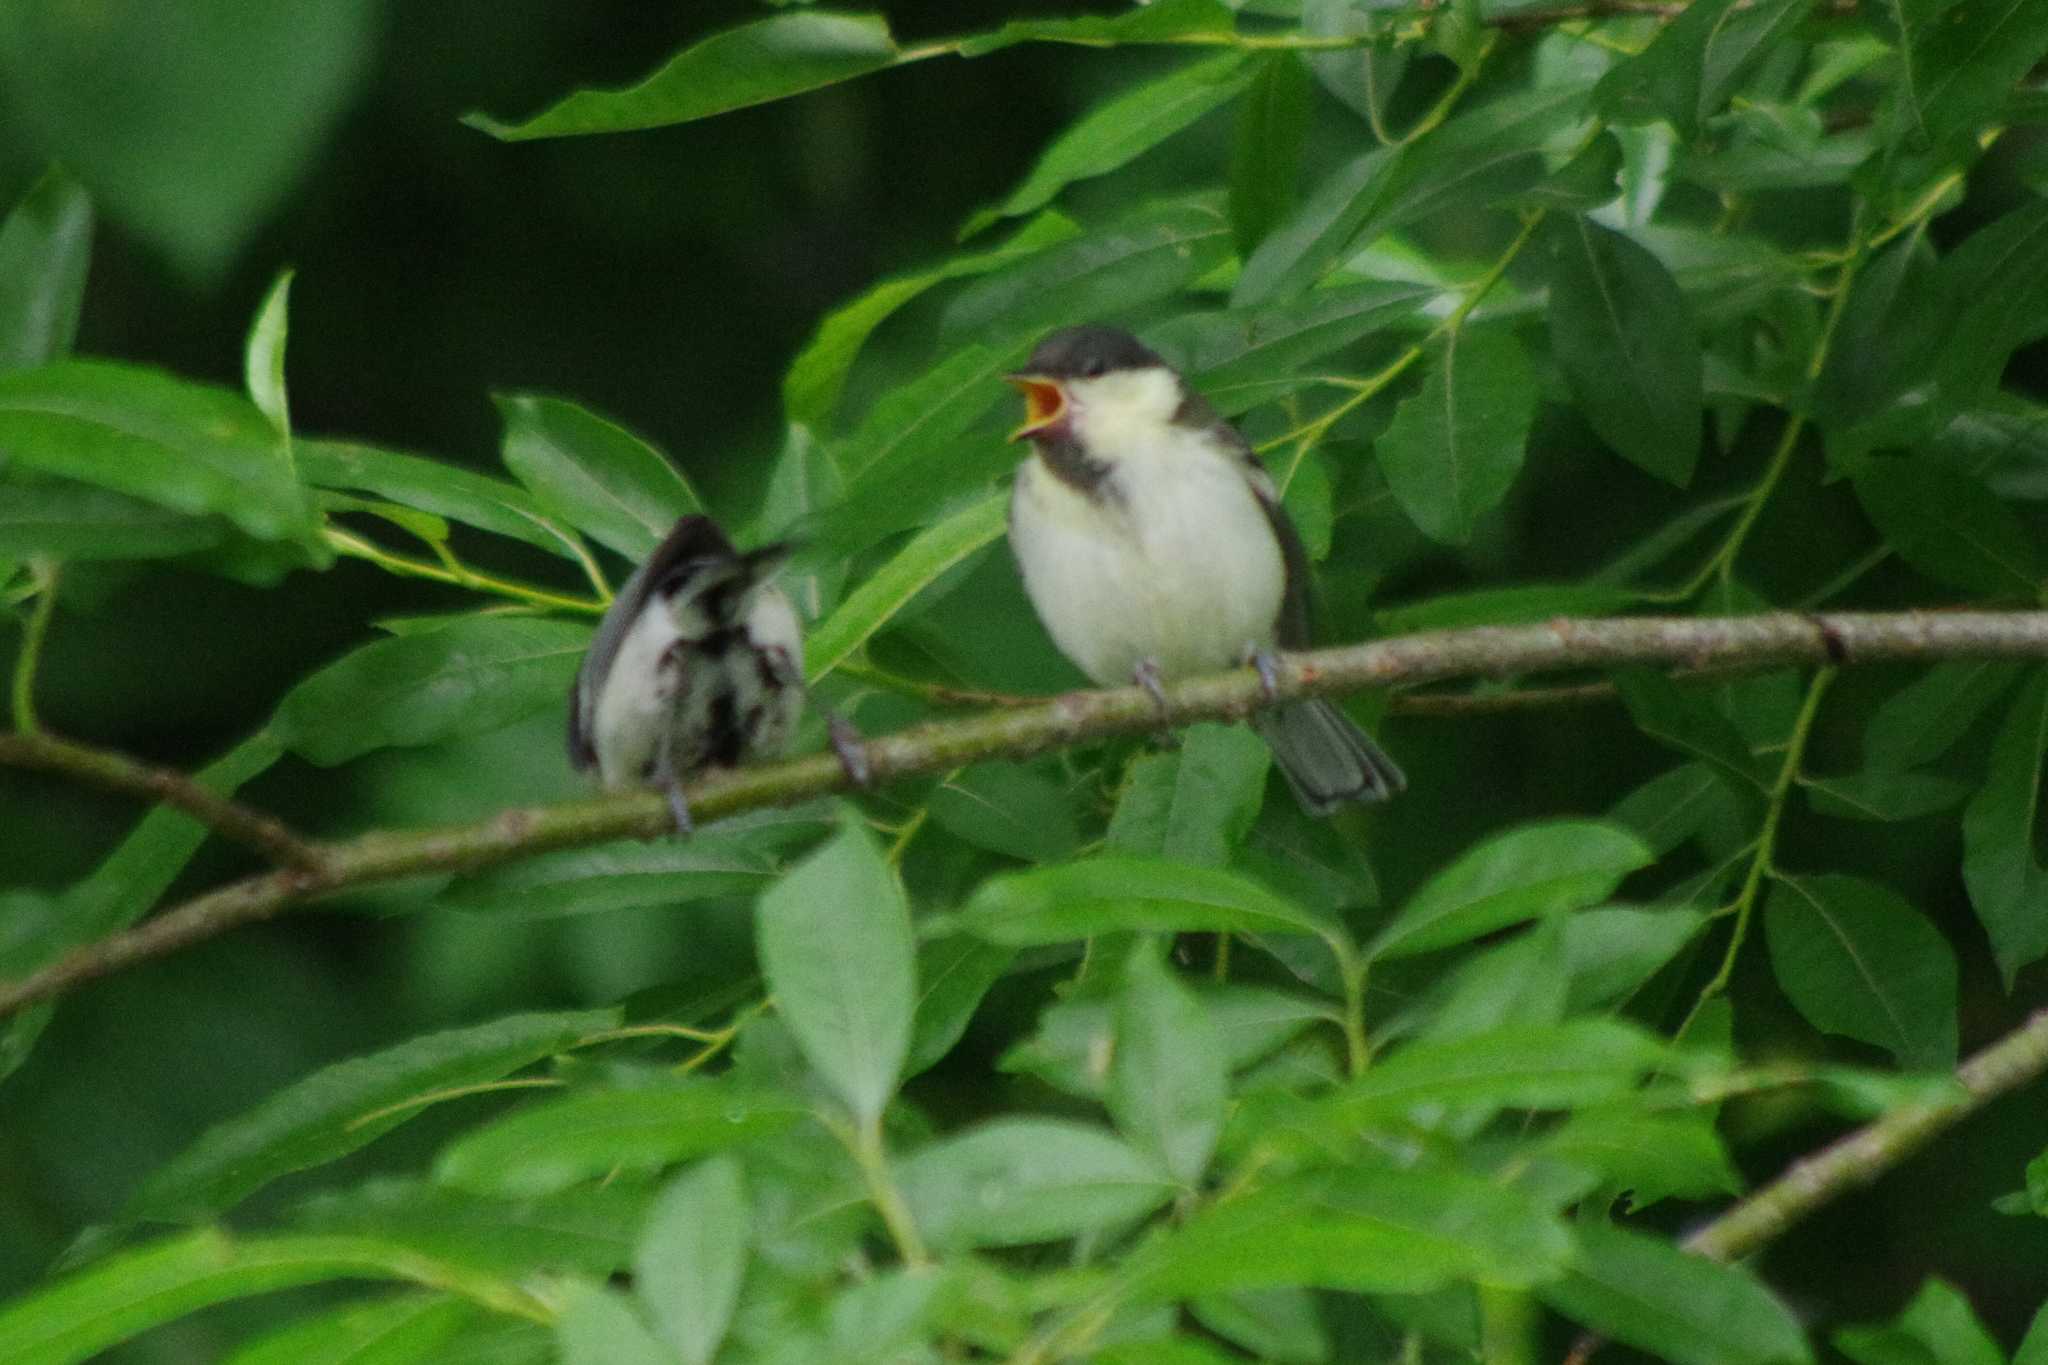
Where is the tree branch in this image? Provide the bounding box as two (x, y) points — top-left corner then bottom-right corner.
(0, 731), (326, 871)
(1, 609), (2043, 1019)
(1685, 1006), (2048, 1263)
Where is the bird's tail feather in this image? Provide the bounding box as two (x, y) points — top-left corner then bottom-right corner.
(1253, 699), (1405, 814)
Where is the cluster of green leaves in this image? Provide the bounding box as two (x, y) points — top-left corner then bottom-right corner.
(6, 0), (2048, 1360)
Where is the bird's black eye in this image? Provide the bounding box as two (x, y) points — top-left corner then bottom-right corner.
(1082, 358), (1107, 378)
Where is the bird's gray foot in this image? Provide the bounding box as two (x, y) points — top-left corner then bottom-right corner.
(828, 712), (872, 788)
(1133, 659), (1171, 717)
(1244, 645), (1283, 703)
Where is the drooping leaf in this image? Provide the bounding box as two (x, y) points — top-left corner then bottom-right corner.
(957, 0), (1237, 57)
(1228, 54), (1312, 258)
(783, 210), (1078, 429)
(0, 360), (318, 542)
(221, 1293), (476, 1365)
(1368, 821), (1654, 960)
(0, 477), (226, 561)
(1128, 1165), (1573, 1300)
(1374, 326), (1537, 544)
(434, 1079), (804, 1198)
(1545, 215), (1704, 485)
(898, 1119), (1176, 1250)
(126, 1010), (618, 1224)
(635, 1156), (749, 1365)
(1764, 874), (1958, 1069)
(244, 269), (293, 439)
(0, 167), (93, 372)
(495, 393), (701, 559)
(1300, 0), (1407, 130)
(272, 616), (591, 767)
(928, 761), (1084, 863)
(1108, 723), (1271, 868)
(1596, 0), (1811, 138)
(1110, 948), (1227, 1186)
(755, 817), (915, 1123)
(804, 491), (1006, 679)
(1802, 771), (1973, 823)
(964, 52), (1255, 239)
(467, 13), (903, 139)
(1962, 671), (2048, 985)
(1540, 1223), (1813, 1365)
(297, 439), (588, 561)
(1834, 1277), (2005, 1365)
(0, 1230), (543, 1365)
(1851, 458), (2039, 598)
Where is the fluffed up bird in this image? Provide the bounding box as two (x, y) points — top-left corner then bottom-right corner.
(569, 515), (806, 831)
(1005, 324), (1405, 813)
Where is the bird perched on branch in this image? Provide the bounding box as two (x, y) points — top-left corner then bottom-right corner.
(1005, 324), (1405, 813)
(569, 515), (807, 831)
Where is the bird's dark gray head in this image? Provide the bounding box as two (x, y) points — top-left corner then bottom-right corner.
(1021, 325), (1168, 381)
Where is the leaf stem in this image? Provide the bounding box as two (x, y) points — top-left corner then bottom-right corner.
(10, 560), (57, 735)
(849, 1110), (929, 1269)
(323, 527), (605, 615)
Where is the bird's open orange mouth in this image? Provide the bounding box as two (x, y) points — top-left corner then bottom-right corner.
(1005, 374), (1068, 441)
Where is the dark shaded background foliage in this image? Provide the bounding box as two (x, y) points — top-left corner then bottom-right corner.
(4, 0), (2048, 1360)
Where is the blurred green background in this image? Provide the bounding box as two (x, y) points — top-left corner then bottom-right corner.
(4, 0), (2048, 1358)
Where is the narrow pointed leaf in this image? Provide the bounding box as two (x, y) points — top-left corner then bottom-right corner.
(221, 1294), (475, 1365)
(1962, 671), (2048, 984)
(1110, 949), (1227, 1185)
(1375, 327), (1537, 544)
(635, 1157), (749, 1365)
(1764, 874), (1958, 1069)
(1228, 54), (1311, 257)
(555, 1283), (674, 1365)
(244, 270), (293, 439)
(1108, 723), (1271, 868)
(958, 0), (1236, 57)
(756, 817), (915, 1123)
(495, 394), (700, 559)
(805, 491), (1006, 680)
(898, 1119), (1176, 1250)
(297, 439), (587, 560)
(0, 167), (93, 372)
(1852, 458), (2039, 598)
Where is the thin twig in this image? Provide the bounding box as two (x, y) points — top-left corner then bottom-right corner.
(10, 561), (57, 735)
(0, 731), (327, 871)
(2, 610), (2046, 1019)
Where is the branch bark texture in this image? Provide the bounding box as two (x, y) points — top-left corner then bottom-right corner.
(2, 609), (2045, 1020)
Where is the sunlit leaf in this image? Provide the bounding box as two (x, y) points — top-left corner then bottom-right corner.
(221, 1293), (475, 1365)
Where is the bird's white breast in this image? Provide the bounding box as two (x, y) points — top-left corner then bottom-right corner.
(1009, 422), (1286, 687)
(590, 602), (681, 786)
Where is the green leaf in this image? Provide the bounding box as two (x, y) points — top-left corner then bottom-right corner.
(1932, 200), (2048, 410)
(437, 831), (798, 919)
(1802, 771), (1972, 822)
(495, 393), (701, 559)
(1545, 215), (1703, 485)
(1562, 907), (1710, 1010)
(0, 476), (225, 561)
(1910, 0), (2048, 151)
(635, 1156), (749, 1365)
(928, 762), (1084, 863)
(1835, 1277), (2004, 1365)
(957, 0), (1237, 57)
(907, 936), (1017, 1077)
(244, 269), (294, 439)
(1187, 1287), (1327, 1365)
(1595, 0), (1810, 138)
(1129, 1165), (1573, 1300)
(126, 1010), (617, 1224)
(297, 439), (588, 560)
(2019, 1300), (2048, 1365)
(272, 616), (591, 767)
(0, 1230), (543, 1365)
(755, 817), (915, 1123)
(554, 1283), (674, 1365)
(1301, 0), (1407, 130)
(1110, 948), (1227, 1186)
(1610, 763), (1745, 858)
(963, 52), (1255, 239)
(1511, 130), (1625, 211)
(1963, 671), (2048, 985)
(0, 360), (317, 541)
(1815, 234), (1941, 432)
(1234, 79), (1589, 305)
(783, 211), (1079, 429)
(1616, 669), (1768, 792)
(805, 491), (1006, 679)
(1228, 55), (1312, 258)
(1764, 874), (1958, 1069)
(222, 1294), (476, 1365)
(1865, 660), (2023, 771)
(434, 1079), (804, 1198)
(1327, 1020), (1671, 1124)
(1540, 1224), (1812, 1365)
(1368, 821), (1654, 960)
(290, 1177), (644, 1279)
(1003, 985), (1330, 1100)
(1374, 582), (1646, 634)
(1542, 1108), (1742, 1209)
(1108, 723), (1271, 868)
(898, 1118), (1176, 1250)
(1851, 459), (2039, 598)
(1151, 281), (1435, 416)
(955, 858), (1343, 952)
(1375, 326), (1537, 544)
(467, 12), (902, 139)
(0, 167), (92, 372)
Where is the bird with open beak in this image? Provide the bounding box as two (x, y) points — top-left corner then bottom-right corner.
(1005, 324), (1405, 813)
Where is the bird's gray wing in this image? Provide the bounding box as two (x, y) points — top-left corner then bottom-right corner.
(569, 515), (736, 770)
(1178, 390), (1317, 650)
